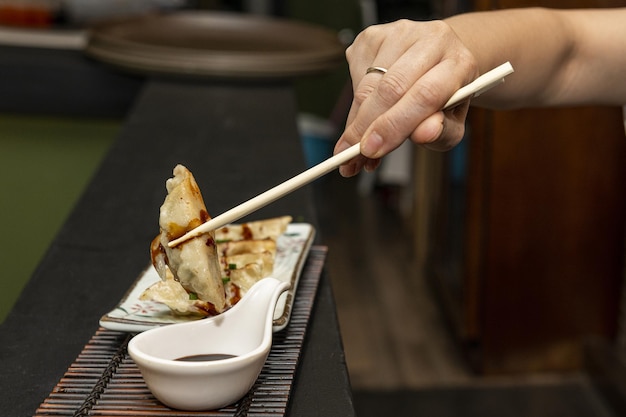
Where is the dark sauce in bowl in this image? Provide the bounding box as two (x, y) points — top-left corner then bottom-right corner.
(175, 354), (237, 362)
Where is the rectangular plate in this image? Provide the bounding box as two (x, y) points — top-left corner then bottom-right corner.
(99, 223), (315, 333)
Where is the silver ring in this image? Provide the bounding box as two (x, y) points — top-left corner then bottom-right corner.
(366, 66), (388, 75)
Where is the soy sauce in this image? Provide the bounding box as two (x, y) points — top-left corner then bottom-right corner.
(175, 353), (237, 362)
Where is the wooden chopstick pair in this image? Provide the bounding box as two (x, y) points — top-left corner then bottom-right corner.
(169, 62), (514, 247)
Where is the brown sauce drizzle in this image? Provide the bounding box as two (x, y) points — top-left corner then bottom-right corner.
(195, 301), (220, 316)
(228, 285), (242, 306)
(242, 224), (253, 240)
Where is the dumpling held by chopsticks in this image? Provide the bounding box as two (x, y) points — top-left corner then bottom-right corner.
(140, 164), (291, 317)
(146, 164), (226, 314)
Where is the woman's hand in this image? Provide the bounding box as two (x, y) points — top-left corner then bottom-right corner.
(334, 19), (479, 177)
(335, 8), (626, 177)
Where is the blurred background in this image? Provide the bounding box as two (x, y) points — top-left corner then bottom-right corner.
(1, 0), (625, 416)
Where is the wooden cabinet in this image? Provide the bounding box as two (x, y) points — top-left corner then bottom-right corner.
(424, 0), (626, 374)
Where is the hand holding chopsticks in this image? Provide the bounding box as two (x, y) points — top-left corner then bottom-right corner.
(168, 62), (514, 247)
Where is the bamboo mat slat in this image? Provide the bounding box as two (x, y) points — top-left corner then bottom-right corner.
(35, 246), (327, 417)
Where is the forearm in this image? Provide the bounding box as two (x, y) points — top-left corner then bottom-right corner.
(446, 7), (626, 107)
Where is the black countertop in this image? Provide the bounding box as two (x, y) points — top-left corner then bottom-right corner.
(0, 45), (354, 416)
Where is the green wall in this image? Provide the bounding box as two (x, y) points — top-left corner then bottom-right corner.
(0, 115), (119, 322)
(286, 0), (362, 120)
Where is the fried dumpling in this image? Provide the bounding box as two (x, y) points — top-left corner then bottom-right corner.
(215, 216), (292, 242)
(151, 164), (226, 313)
(141, 165), (292, 317)
(139, 267), (218, 316)
(221, 250), (275, 292)
(217, 238), (277, 257)
(214, 218), (290, 292)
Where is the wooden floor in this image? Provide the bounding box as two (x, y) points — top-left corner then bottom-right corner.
(314, 172), (473, 390)
(313, 171), (620, 416)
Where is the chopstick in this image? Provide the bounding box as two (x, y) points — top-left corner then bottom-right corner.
(169, 62), (514, 247)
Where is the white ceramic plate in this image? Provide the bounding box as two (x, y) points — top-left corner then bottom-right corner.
(100, 223), (315, 333)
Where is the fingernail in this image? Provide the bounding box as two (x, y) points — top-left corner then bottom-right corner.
(361, 131), (383, 157)
(334, 139), (349, 155)
(339, 162), (357, 178)
(364, 158), (381, 173)
(423, 115), (444, 144)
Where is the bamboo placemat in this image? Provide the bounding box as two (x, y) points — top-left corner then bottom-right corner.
(35, 246), (327, 417)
